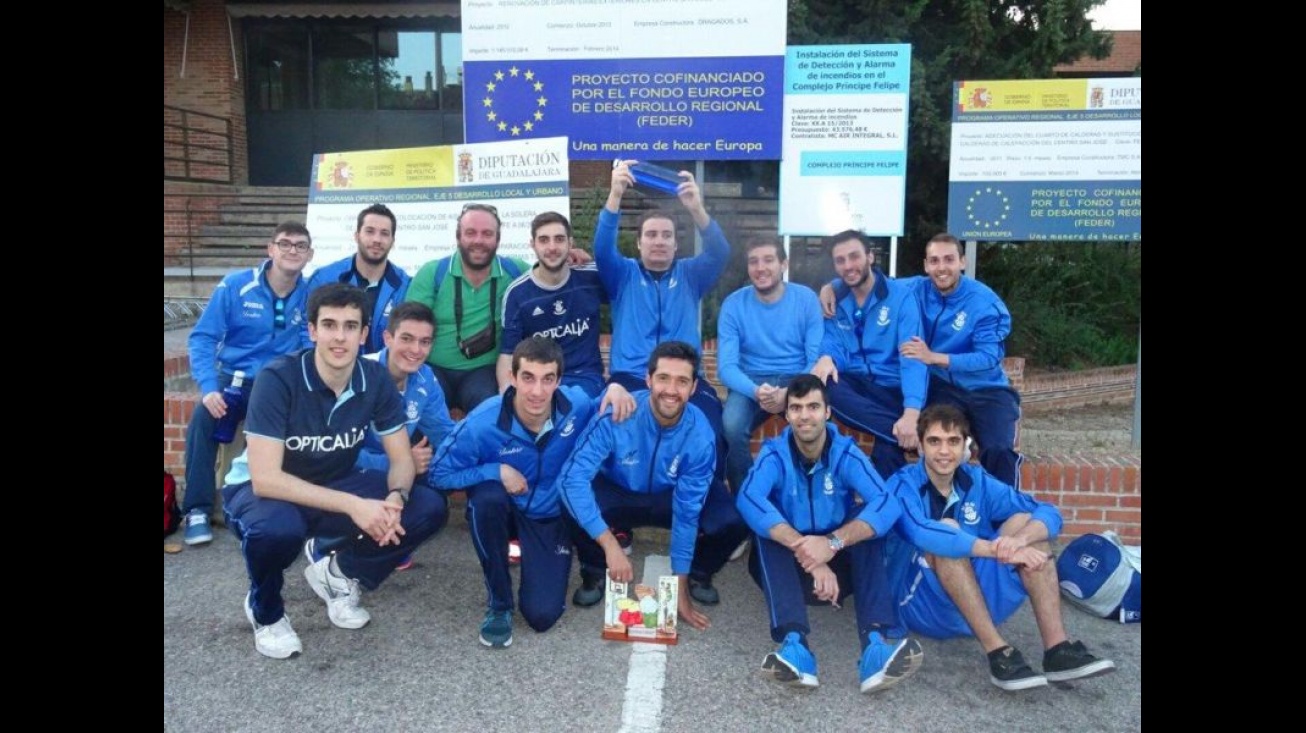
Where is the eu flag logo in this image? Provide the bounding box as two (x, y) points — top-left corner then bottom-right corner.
(467, 64), (554, 140)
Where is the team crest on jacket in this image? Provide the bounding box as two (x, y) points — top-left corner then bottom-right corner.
(823, 473), (834, 495)
(559, 417), (576, 437)
(876, 306), (891, 327)
(952, 311), (968, 331)
(553, 299), (567, 315)
(406, 401), (419, 420)
(960, 502), (979, 525)
(383, 300), (394, 317)
(621, 450), (640, 466)
(667, 453), (682, 479)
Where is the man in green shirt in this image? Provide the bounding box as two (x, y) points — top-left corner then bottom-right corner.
(406, 203), (530, 414)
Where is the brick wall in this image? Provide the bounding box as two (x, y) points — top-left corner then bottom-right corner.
(163, 0), (248, 184)
(163, 337), (1139, 542)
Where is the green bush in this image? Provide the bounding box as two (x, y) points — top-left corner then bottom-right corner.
(979, 242), (1141, 370)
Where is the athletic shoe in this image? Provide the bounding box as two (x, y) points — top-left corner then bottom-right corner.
(688, 578), (720, 606)
(394, 554), (415, 571)
(183, 510), (213, 546)
(244, 593), (302, 659)
(572, 574), (604, 607)
(728, 537), (751, 562)
(508, 540), (522, 565)
(613, 529), (633, 557)
(304, 556), (371, 629)
(859, 631), (923, 693)
(1043, 640), (1116, 682)
(303, 538), (325, 565)
(760, 631), (819, 688)
(988, 646), (1048, 691)
(479, 609), (513, 648)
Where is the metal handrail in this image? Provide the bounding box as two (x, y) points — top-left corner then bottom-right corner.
(164, 104), (233, 184)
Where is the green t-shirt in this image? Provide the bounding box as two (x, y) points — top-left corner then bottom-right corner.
(406, 254), (530, 370)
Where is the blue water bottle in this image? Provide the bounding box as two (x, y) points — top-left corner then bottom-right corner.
(624, 159), (684, 195)
(212, 371), (248, 444)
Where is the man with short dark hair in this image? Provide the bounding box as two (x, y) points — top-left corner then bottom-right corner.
(738, 375), (981, 692)
(497, 211), (608, 398)
(899, 234), (1024, 487)
(886, 404), (1115, 691)
(814, 230), (926, 479)
(559, 341), (748, 631)
(406, 203), (530, 414)
(304, 203), (409, 355)
(221, 283), (447, 659)
(595, 160), (729, 430)
(303, 301), (455, 572)
(432, 337), (611, 648)
(181, 221), (314, 546)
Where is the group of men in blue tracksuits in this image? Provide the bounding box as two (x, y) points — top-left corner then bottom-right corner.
(181, 168), (1114, 694)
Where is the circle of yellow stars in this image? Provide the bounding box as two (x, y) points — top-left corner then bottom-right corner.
(483, 66), (547, 137)
(965, 187), (1011, 229)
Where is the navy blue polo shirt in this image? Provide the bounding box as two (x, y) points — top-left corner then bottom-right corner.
(244, 348), (406, 486)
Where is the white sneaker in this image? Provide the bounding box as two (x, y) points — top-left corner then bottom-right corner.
(304, 556), (371, 629)
(244, 593), (302, 659)
(729, 537), (751, 562)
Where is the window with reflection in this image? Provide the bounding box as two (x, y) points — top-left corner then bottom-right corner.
(246, 19), (463, 112)
(248, 24), (309, 111)
(313, 25), (378, 110)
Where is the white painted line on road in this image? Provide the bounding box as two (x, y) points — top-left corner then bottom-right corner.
(619, 642), (668, 733)
(618, 554), (674, 733)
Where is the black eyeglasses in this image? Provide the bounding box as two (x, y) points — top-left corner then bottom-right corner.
(274, 239), (312, 253)
(460, 203), (499, 215)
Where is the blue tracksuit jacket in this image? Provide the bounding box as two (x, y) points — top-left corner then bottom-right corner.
(916, 276), (1013, 391)
(825, 269), (928, 409)
(593, 207), (729, 376)
(431, 384), (595, 520)
(559, 392), (717, 574)
(304, 255), (411, 354)
(353, 349), (455, 474)
(188, 260), (310, 396)
(887, 461), (1062, 545)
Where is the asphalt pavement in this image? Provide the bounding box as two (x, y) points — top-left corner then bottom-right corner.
(164, 507), (1141, 732)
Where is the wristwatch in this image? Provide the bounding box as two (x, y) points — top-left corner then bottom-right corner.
(388, 488), (410, 505)
(826, 533), (845, 553)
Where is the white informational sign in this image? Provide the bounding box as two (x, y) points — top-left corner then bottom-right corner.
(779, 44), (912, 236)
(462, 0), (787, 159)
(947, 78), (1141, 241)
(303, 137), (570, 273)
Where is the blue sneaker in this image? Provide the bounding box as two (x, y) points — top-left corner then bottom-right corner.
(761, 632), (818, 688)
(479, 609), (513, 648)
(859, 631), (923, 693)
(183, 510), (213, 546)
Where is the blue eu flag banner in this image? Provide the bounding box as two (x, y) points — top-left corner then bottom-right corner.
(465, 57), (784, 159)
(465, 61), (572, 142)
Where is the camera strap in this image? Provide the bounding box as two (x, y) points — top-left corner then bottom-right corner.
(453, 273), (496, 344)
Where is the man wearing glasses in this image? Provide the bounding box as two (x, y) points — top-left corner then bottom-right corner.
(180, 222), (314, 547)
(407, 203), (529, 414)
(812, 230), (926, 480)
(303, 203), (410, 355)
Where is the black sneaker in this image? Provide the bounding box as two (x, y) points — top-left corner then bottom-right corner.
(572, 574), (604, 607)
(987, 646), (1048, 691)
(1043, 640), (1116, 682)
(689, 578), (720, 605)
